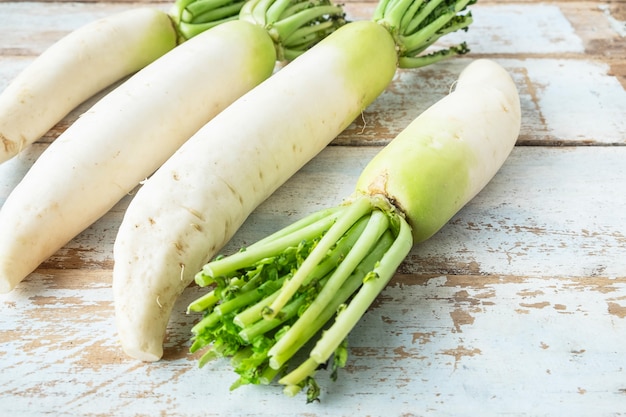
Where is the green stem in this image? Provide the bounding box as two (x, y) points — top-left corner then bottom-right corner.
(266, 0), (294, 23)
(279, 357), (319, 386)
(172, 0), (198, 19)
(383, 0), (416, 30)
(282, 19), (339, 48)
(265, 198), (373, 319)
(239, 267), (266, 293)
(398, 42), (469, 68)
(270, 4), (345, 42)
(247, 206), (341, 250)
(230, 345), (254, 367)
(399, 0), (425, 31)
(267, 209), (389, 367)
(176, 15), (240, 39)
(402, 9), (463, 53)
(251, 0), (276, 26)
(188, 2), (247, 23)
(233, 216), (368, 328)
(276, 1), (317, 20)
(372, 0), (476, 68)
(215, 277), (285, 316)
(234, 289), (282, 328)
(283, 382), (305, 397)
(239, 0), (346, 60)
(185, 0), (240, 13)
(277, 229), (397, 385)
(403, 0), (445, 35)
(171, 0), (246, 40)
(309, 215), (413, 364)
(239, 293), (308, 342)
(197, 349), (219, 367)
(260, 364), (283, 384)
(371, 0), (392, 21)
(187, 288), (219, 312)
(184, 0), (243, 20)
(198, 213), (337, 282)
(191, 310), (222, 334)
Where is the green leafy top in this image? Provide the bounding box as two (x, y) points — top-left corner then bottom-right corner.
(374, 0), (476, 68)
(170, 0), (346, 59)
(171, 0), (247, 41)
(189, 197), (413, 402)
(239, 0), (346, 60)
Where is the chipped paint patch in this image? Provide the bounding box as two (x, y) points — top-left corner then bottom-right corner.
(412, 331), (436, 345)
(450, 308), (475, 333)
(444, 4), (585, 54)
(439, 346), (482, 370)
(518, 289), (544, 298)
(599, 4), (626, 37)
(519, 301), (550, 309)
(607, 302), (626, 318)
(522, 59), (626, 142)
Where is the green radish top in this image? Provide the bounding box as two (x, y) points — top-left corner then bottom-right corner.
(171, 0), (346, 58)
(187, 60), (520, 402)
(172, 0), (473, 63)
(355, 59), (521, 242)
(373, 0), (476, 68)
(170, 0), (247, 41)
(240, 0), (347, 60)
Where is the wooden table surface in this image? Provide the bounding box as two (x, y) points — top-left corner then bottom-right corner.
(1, 1), (626, 415)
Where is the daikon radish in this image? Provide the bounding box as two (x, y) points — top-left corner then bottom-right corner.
(0, 0), (345, 293)
(0, 0), (250, 164)
(113, 0), (474, 361)
(188, 58), (521, 400)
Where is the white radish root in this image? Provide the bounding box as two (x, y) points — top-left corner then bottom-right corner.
(112, 21), (398, 361)
(0, 20), (276, 294)
(0, 8), (177, 163)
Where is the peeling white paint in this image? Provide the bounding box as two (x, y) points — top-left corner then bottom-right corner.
(599, 4), (626, 37)
(520, 59), (626, 142)
(444, 4), (586, 54)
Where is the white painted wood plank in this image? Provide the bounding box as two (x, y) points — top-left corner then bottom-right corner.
(1, 3), (624, 146)
(444, 4), (586, 54)
(2, 56), (623, 152)
(518, 59), (626, 143)
(349, 55), (626, 145)
(1, 146), (625, 415)
(0, 2), (596, 56)
(0, 2), (163, 55)
(4, 59), (624, 149)
(2, 273), (624, 416)
(222, 146), (626, 280)
(404, 146), (626, 278)
(5, 145), (624, 278)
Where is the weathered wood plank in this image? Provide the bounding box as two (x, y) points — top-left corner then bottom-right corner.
(2, 280), (624, 417)
(0, 2), (161, 56)
(5, 145), (625, 277)
(234, 146), (626, 278)
(1, 3), (624, 146)
(1, 146), (626, 415)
